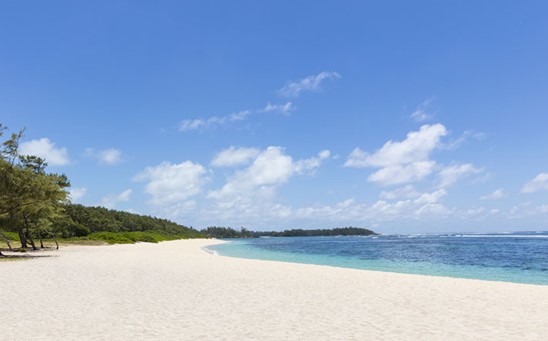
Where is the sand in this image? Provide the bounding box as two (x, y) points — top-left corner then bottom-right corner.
(1, 239), (547, 340)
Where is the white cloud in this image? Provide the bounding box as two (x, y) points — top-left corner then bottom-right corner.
(179, 110), (251, 132)
(207, 147), (330, 219)
(345, 124), (447, 186)
(293, 189), (450, 224)
(380, 185), (421, 200)
(437, 163), (482, 188)
(410, 98), (434, 122)
(179, 101), (294, 133)
(413, 189), (447, 205)
(203, 145), (453, 226)
(69, 187), (87, 202)
(134, 161), (209, 206)
(86, 148), (124, 165)
(508, 202), (532, 218)
(100, 189), (132, 209)
(208, 147), (294, 202)
(345, 124), (447, 168)
(441, 130), (487, 150)
(522, 173), (548, 193)
(507, 202), (548, 218)
(211, 147), (260, 167)
(98, 148), (123, 165)
(19, 138), (70, 166)
(367, 161), (436, 186)
(460, 207), (486, 220)
(294, 150), (331, 174)
(278, 71), (341, 97)
(260, 102), (294, 114)
(480, 188), (506, 200)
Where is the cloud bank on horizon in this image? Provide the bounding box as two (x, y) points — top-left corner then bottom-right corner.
(18, 111), (547, 232)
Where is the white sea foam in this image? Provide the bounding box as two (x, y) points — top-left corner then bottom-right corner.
(203, 246), (219, 255)
(460, 234), (548, 239)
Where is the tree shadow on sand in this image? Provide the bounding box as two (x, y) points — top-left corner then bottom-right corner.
(0, 248), (57, 261)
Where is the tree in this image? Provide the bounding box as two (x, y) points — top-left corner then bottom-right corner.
(0, 125), (70, 251)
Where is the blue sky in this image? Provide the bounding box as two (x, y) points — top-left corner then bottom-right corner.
(1, 1), (547, 233)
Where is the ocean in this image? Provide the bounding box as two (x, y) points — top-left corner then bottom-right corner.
(206, 232), (548, 285)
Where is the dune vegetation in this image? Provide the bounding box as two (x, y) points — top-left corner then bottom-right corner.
(0, 124), (204, 256)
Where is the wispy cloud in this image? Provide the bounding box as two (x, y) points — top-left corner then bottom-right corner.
(480, 188), (506, 200)
(522, 173), (548, 193)
(179, 110), (251, 132)
(437, 163), (483, 188)
(278, 71), (340, 97)
(100, 189), (132, 209)
(410, 98), (434, 122)
(441, 130), (487, 150)
(19, 138), (70, 166)
(380, 185), (421, 200)
(211, 147), (261, 167)
(259, 102), (294, 114)
(292, 189), (451, 225)
(180, 71), (340, 133)
(69, 187), (87, 202)
(179, 101), (294, 132)
(85, 147), (124, 165)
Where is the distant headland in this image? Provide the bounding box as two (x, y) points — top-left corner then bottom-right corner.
(201, 226), (378, 239)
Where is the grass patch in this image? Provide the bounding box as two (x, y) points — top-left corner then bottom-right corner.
(1, 231), (19, 240)
(85, 231), (187, 245)
(0, 230), (198, 248)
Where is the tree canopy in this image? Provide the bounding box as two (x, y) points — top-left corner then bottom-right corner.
(201, 226), (377, 238)
(0, 124), (204, 255)
(0, 125), (71, 252)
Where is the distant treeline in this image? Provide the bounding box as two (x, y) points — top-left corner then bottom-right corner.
(201, 226), (377, 239)
(58, 204), (204, 238)
(0, 124), (203, 253)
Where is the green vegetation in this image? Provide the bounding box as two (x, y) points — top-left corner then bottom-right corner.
(57, 204), (204, 239)
(202, 226), (255, 238)
(86, 231), (193, 244)
(0, 122), (375, 256)
(0, 124), (204, 256)
(0, 125), (71, 254)
(201, 226), (377, 238)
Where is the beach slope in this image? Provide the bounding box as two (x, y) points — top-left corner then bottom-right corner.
(1, 239), (547, 340)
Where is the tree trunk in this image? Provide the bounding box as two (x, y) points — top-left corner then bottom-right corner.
(39, 236), (44, 249)
(9, 213), (27, 248)
(0, 230), (12, 250)
(24, 217), (37, 250)
(17, 227), (28, 249)
(27, 234), (37, 250)
(54, 237), (59, 250)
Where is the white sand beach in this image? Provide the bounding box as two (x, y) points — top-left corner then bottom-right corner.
(1, 239), (547, 340)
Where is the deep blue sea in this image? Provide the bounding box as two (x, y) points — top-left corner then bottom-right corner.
(206, 232), (548, 285)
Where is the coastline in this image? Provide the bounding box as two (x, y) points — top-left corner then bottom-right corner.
(1, 239), (547, 340)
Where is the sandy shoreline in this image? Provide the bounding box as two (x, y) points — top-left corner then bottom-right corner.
(1, 239), (547, 340)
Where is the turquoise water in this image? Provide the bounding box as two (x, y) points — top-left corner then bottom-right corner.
(206, 233), (548, 285)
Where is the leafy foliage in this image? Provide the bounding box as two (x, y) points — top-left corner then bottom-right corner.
(55, 204), (204, 239)
(0, 125), (71, 251)
(86, 231), (191, 244)
(0, 123), (204, 252)
(201, 226), (377, 238)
